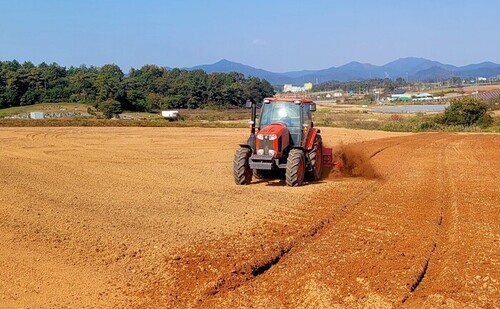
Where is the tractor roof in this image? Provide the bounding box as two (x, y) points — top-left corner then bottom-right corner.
(263, 97), (314, 104)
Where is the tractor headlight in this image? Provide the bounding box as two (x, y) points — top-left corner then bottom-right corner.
(269, 149), (276, 156)
(257, 149), (264, 155)
(257, 134), (264, 140)
(268, 134), (278, 140)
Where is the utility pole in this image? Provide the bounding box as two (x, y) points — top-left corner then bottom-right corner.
(474, 77), (478, 102)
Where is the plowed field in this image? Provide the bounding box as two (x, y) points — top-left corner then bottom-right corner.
(0, 127), (498, 308)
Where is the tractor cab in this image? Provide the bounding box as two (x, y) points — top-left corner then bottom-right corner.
(258, 98), (314, 146)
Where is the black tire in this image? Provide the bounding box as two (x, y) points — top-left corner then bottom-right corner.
(233, 148), (252, 185)
(286, 149), (305, 187)
(307, 135), (323, 181)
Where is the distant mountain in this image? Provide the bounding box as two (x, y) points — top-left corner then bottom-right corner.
(190, 59), (290, 84)
(383, 57), (456, 76)
(186, 57), (500, 85)
(190, 59), (268, 76)
(412, 66), (456, 81)
(459, 61), (500, 71)
(314, 61), (382, 81)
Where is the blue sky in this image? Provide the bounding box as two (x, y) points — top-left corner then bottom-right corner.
(1, 0), (499, 72)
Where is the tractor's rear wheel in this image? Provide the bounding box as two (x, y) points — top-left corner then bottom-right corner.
(286, 149), (305, 186)
(233, 148), (252, 185)
(307, 135), (323, 181)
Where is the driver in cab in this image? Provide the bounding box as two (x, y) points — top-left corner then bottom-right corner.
(278, 108), (292, 126)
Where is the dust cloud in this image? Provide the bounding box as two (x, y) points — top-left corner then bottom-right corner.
(328, 142), (378, 179)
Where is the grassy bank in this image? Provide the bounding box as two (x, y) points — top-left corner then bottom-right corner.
(1, 102), (498, 133)
(0, 103), (91, 118)
(0, 118), (248, 128)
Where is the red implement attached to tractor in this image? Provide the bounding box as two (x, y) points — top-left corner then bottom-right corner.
(233, 97), (334, 186)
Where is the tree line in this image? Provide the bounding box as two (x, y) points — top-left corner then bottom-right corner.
(313, 77), (408, 94)
(0, 60), (274, 112)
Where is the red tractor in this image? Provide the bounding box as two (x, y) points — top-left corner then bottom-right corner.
(233, 97), (333, 186)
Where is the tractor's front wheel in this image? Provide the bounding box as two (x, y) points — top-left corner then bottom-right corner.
(286, 149), (305, 186)
(233, 148), (252, 185)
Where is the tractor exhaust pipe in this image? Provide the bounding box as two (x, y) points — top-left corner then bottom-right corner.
(247, 99), (257, 134)
(246, 99), (257, 153)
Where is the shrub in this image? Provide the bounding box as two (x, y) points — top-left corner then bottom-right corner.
(438, 97), (492, 127)
(98, 99), (122, 119)
(87, 106), (96, 116)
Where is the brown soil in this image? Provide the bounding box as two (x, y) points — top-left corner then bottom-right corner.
(0, 127), (498, 308)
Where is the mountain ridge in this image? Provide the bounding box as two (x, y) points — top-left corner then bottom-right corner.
(185, 57), (500, 85)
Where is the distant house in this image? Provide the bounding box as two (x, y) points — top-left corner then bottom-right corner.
(393, 89), (406, 95)
(283, 84), (305, 93)
(391, 93), (433, 102)
(303, 82), (313, 90)
(414, 93), (433, 100)
(391, 94), (412, 101)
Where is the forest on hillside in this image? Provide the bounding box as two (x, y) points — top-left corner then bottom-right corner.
(0, 60), (274, 112)
(312, 77), (409, 94)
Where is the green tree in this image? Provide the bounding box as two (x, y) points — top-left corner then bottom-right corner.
(438, 97), (492, 127)
(0, 83), (7, 108)
(99, 99), (122, 119)
(0, 60), (276, 111)
(185, 69), (208, 108)
(38, 62), (68, 102)
(243, 76), (274, 104)
(20, 88), (42, 105)
(144, 92), (169, 111)
(95, 64), (125, 103)
(67, 65), (99, 103)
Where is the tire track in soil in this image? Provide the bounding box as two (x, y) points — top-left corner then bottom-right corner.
(133, 133), (450, 308)
(134, 183), (382, 308)
(403, 134), (500, 308)
(401, 136), (462, 306)
(244, 134), (456, 307)
(401, 135), (459, 304)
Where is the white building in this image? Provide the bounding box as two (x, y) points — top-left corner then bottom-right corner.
(30, 112), (44, 119)
(283, 84), (305, 93)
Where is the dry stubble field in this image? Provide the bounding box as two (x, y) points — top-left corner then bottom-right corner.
(0, 127), (499, 308)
